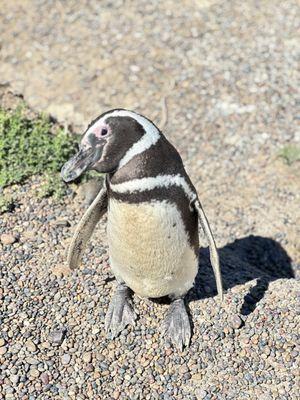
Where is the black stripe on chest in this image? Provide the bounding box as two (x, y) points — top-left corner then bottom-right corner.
(108, 185), (199, 253)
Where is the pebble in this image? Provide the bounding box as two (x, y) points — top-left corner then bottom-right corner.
(0, 233), (17, 245)
(0, 338), (6, 347)
(61, 354), (71, 365)
(229, 314), (244, 329)
(112, 390), (120, 399)
(195, 388), (207, 399)
(40, 372), (50, 385)
(29, 369), (40, 378)
(25, 357), (39, 365)
(49, 328), (66, 346)
(83, 352), (92, 363)
(9, 374), (20, 384)
(25, 340), (37, 352)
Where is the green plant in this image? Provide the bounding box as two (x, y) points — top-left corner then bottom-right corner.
(0, 194), (15, 214)
(0, 106), (79, 197)
(278, 144), (300, 166)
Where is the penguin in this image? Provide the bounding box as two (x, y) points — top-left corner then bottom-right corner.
(61, 109), (223, 350)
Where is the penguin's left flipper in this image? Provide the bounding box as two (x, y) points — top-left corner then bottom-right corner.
(162, 298), (191, 351)
(193, 199), (224, 302)
(67, 185), (108, 269)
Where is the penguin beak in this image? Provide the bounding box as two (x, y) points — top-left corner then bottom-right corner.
(61, 147), (97, 182)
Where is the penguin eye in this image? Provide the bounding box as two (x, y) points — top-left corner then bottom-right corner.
(101, 128), (108, 136)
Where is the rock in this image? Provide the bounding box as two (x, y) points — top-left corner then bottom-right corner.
(195, 388), (207, 399)
(0, 338), (6, 347)
(40, 372), (50, 385)
(52, 219), (70, 228)
(29, 368), (40, 378)
(48, 328), (67, 346)
(85, 363), (94, 372)
(83, 352), (92, 363)
(22, 230), (37, 240)
(0, 233), (17, 245)
(229, 314), (244, 329)
(9, 374), (19, 384)
(25, 357), (39, 365)
(178, 365), (189, 374)
(0, 346), (7, 355)
(25, 340), (37, 352)
(112, 390), (120, 399)
(51, 264), (72, 278)
(61, 354), (71, 365)
(192, 373), (203, 381)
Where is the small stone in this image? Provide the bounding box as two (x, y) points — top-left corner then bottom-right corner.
(260, 395), (272, 400)
(49, 328), (66, 346)
(1, 233), (17, 245)
(85, 363), (94, 372)
(83, 352), (92, 363)
(229, 314), (244, 329)
(25, 357), (39, 365)
(112, 390), (120, 399)
(165, 349), (172, 356)
(192, 373), (203, 381)
(61, 354), (71, 365)
(25, 340), (37, 352)
(179, 365), (189, 374)
(29, 368), (40, 378)
(52, 219), (70, 227)
(195, 388), (207, 399)
(0, 338), (6, 347)
(40, 372), (50, 385)
(51, 264), (72, 278)
(9, 374), (19, 384)
(0, 346), (7, 355)
(22, 230), (36, 240)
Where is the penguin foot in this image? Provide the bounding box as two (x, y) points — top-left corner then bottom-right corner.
(105, 283), (136, 339)
(162, 298), (191, 351)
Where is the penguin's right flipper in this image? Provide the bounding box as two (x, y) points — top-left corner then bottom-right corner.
(67, 184), (108, 269)
(193, 199), (223, 302)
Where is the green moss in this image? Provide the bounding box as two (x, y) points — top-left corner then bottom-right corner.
(0, 106), (79, 198)
(278, 144), (300, 166)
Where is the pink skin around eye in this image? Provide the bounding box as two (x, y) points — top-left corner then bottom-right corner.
(93, 124), (109, 138)
(81, 123), (109, 147)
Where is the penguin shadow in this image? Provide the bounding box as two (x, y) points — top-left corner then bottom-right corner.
(187, 235), (295, 317)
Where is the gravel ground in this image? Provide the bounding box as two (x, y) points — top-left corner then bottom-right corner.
(0, 0), (300, 399)
(1, 176), (299, 400)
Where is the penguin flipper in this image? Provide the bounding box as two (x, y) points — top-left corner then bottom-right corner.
(67, 185), (108, 269)
(194, 199), (223, 302)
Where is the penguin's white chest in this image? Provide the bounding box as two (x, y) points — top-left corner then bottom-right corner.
(107, 198), (198, 298)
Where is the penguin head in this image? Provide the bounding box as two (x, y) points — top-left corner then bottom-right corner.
(61, 109), (160, 182)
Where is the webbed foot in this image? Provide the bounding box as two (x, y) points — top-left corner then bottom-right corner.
(162, 298), (191, 351)
(105, 283), (137, 339)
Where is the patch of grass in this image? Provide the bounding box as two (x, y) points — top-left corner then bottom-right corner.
(278, 144), (300, 166)
(0, 194), (15, 214)
(0, 106), (79, 199)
